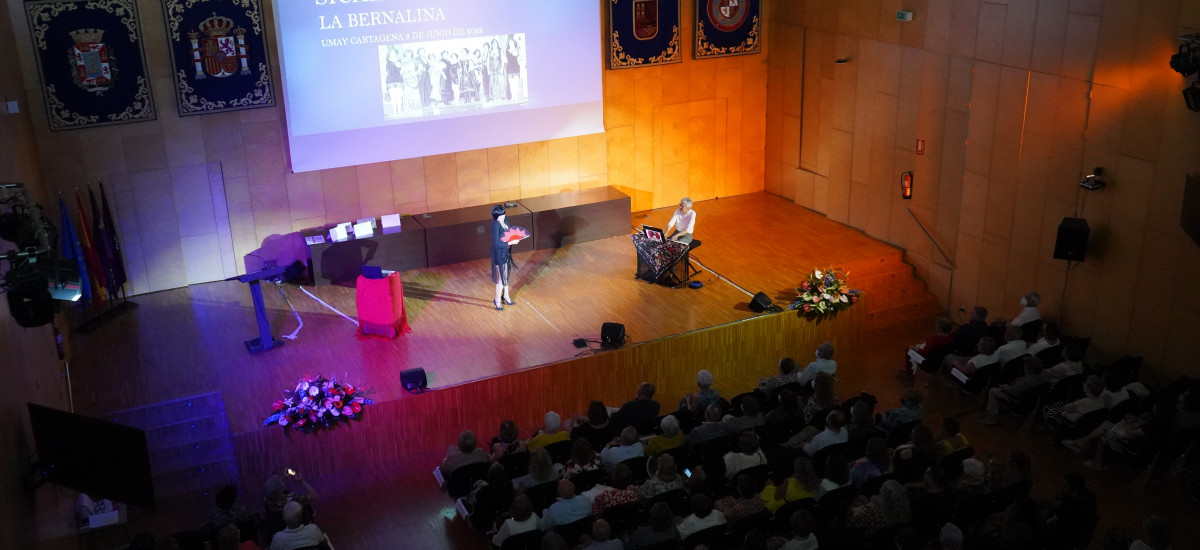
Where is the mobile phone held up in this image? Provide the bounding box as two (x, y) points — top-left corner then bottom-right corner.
(286, 468), (296, 476)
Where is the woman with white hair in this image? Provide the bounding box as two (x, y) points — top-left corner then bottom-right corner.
(526, 411), (570, 450)
(665, 197), (696, 244)
(644, 415), (685, 456)
(1008, 291), (1041, 327)
(846, 479), (910, 537)
(679, 369), (720, 417)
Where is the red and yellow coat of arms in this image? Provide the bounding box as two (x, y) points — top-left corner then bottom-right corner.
(186, 14), (250, 79)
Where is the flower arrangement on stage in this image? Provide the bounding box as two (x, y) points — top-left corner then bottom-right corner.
(791, 266), (862, 317)
(263, 374), (373, 434)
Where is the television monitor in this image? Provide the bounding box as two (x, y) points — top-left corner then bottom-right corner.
(27, 403), (156, 510)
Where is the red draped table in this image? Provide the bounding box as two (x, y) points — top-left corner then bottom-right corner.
(355, 272), (411, 339)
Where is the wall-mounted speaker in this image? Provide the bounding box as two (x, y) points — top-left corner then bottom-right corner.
(1053, 217), (1090, 262)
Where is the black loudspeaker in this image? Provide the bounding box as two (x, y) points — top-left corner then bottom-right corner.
(748, 292), (773, 313)
(1053, 217), (1090, 262)
(600, 322), (626, 349)
(401, 367), (428, 394)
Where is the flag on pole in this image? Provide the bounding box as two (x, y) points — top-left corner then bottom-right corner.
(75, 191), (107, 307)
(58, 198), (92, 303)
(98, 181), (127, 291)
(89, 187), (116, 295)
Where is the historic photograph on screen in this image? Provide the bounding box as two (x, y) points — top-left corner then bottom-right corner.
(379, 33), (528, 119)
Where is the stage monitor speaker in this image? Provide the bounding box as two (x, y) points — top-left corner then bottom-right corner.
(748, 292), (773, 313)
(600, 322), (626, 349)
(1053, 217), (1090, 262)
(401, 367), (428, 394)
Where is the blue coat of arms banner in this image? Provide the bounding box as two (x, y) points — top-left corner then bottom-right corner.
(161, 0), (275, 116)
(694, 0), (761, 59)
(608, 0), (681, 69)
(25, 0), (156, 131)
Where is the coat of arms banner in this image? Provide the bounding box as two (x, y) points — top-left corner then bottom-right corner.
(161, 0), (275, 116)
(693, 0), (761, 59)
(25, 0), (156, 131)
(608, 0), (681, 70)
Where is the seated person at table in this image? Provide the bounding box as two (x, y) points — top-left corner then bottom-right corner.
(759, 357), (799, 394)
(1046, 343), (1085, 385)
(665, 197), (696, 244)
(644, 415), (685, 457)
(526, 411), (571, 450)
(600, 426), (644, 468)
(609, 382), (661, 433)
(539, 480), (592, 531)
(946, 337), (999, 378)
(904, 317), (954, 375)
(440, 430), (489, 477)
(796, 342), (837, 387)
(979, 356), (1050, 425)
(267, 501), (323, 550)
(994, 325), (1029, 365)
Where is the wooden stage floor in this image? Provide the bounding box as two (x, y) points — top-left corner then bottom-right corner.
(68, 192), (903, 434)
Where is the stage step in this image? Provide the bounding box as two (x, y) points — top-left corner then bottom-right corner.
(104, 392), (239, 503)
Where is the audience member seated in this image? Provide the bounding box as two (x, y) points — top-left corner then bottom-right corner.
(1027, 321), (1061, 357)
(759, 357), (799, 394)
(880, 389), (925, 433)
(956, 458), (989, 497)
(540, 532), (568, 550)
(538, 480), (592, 531)
(934, 417), (970, 459)
(1046, 343), (1085, 385)
(817, 451), (852, 498)
(216, 523), (258, 550)
(892, 424), (937, 482)
(687, 404), (732, 447)
(562, 439), (602, 478)
(945, 336), (999, 379)
(676, 494), (725, 540)
(1042, 474), (1096, 548)
(628, 502), (680, 549)
(644, 415), (685, 457)
(988, 449), (1032, 492)
(467, 463), (515, 531)
(679, 369), (720, 418)
(723, 432), (767, 481)
(849, 437), (892, 487)
(906, 467), (954, 538)
(846, 479), (910, 538)
(267, 501), (323, 550)
(979, 356), (1050, 425)
(205, 484), (259, 536)
(442, 430), (490, 477)
(995, 325), (1029, 365)
(789, 409), (848, 456)
(579, 519), (622, 550)
(1129, 515), (1172, 550)
(951, 306), (989, 355)
(610, 382), (661, 433)
(1064, 398), (1176, 471)
(262, 472), (318, 520)
(847, 400), (886, 455)
(715, 474), (768, 521)
(600, 426), (644, 468)
(583, 464), (639, 517)
(777, 509), (819, 550)
(972, 496), (1044, 550)
(801, 373), (838, 425)
(796, 341), (837, 387)
(1100, 371), (1132, 409)
(492, 495), (540, 548)
(571, 401), (618, 452)
(905, 317), (954, 376)
(722, 395), (765, 433)
(1008, 291), (1042, 328)
(1043, 375), (1106, 429)
(761, 456), (820, 513)
(938, 523), (964, 550)
(512, 448), (564, 489)
(527, 412), (571, 451)
(491, 420), (525, 458)
(637, 453), (686, 499)
(765, 387), (802, 427)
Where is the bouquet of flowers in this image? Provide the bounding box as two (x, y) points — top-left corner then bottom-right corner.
(791, 266), (862, 317)
(263, 374), (373, 434)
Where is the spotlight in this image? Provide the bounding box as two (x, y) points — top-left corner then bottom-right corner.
(1184, 82), (1200, 112)
(1170, 44), (1200, 77)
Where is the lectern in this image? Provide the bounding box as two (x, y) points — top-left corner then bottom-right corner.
(227, 266), (287, 354)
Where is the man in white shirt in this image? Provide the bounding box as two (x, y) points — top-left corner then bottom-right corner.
(666, 197), (697, 244)
(1008, 291), (1042, 327)
(269, 501), (324, 550)
(796, 341), (836, 386)
(599, 426), (644, 467)
(994, 325), (1028, 365)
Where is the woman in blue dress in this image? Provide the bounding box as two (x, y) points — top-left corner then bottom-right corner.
(490, 205), (518, 310)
